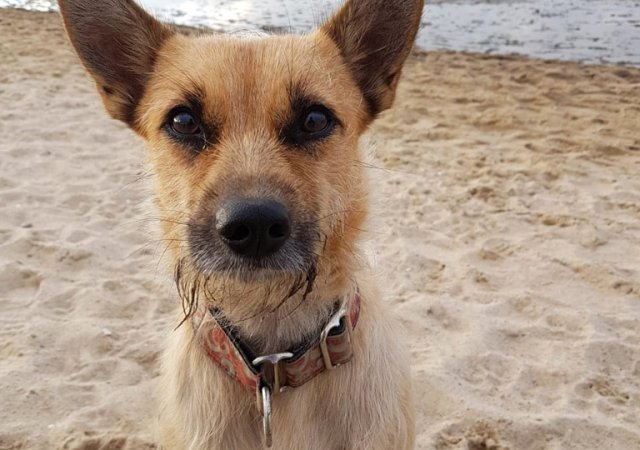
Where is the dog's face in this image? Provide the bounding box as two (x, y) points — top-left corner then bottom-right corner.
(58, 0), (422, 309)
(141, 34), (368, 279)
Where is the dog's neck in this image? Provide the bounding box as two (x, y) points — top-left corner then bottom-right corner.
(191, 263), (355, 356)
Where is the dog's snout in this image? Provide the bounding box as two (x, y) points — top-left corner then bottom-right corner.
(216, 199), (291, 258)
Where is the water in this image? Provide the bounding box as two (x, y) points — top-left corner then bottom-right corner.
(3, 0), (640, 66)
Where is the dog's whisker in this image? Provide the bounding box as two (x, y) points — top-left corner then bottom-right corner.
(135, 217), (192, 227)
(350, 158), (423, 176)
(113, 169), (155, 194)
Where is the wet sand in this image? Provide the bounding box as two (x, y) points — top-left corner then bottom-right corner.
(1, 8), (640, 450)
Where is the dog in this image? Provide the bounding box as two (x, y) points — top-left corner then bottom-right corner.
(58, 0), (423, 448)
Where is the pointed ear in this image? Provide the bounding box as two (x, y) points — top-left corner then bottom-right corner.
(58, 0), (174, 127)
(321, 0), (423, 118)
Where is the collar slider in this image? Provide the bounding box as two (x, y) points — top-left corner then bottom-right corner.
(319, 300), (352, 370)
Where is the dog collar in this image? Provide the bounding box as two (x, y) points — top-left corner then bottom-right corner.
(191, 291), (361, 447)
(192, 291), (361, 391)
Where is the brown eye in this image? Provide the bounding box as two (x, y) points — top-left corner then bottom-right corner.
(171, 111), (200, 135)
(283, 104), (337, 148)
(301, 108), (330, 134)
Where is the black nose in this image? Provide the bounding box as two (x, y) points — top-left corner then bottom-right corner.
(215, 199), (291, 258)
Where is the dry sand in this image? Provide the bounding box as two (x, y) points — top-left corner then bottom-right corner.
(1, 8), (640, 450)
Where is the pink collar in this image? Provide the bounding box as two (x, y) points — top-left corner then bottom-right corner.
(192, 291), (361, 392)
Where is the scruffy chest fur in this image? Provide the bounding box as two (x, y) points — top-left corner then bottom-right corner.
(58, 0), (423, 448)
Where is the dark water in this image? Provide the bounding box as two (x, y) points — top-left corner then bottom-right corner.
(3, 0), (640, 66)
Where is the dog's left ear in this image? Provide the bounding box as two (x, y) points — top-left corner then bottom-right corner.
(321, 0), (423, 118)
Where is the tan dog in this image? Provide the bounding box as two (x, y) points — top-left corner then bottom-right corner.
(58, 0), (423, 448)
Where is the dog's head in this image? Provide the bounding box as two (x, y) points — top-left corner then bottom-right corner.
(59, 0), (422, 312)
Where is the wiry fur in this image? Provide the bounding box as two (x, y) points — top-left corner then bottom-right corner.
(58, 0), (423, 448)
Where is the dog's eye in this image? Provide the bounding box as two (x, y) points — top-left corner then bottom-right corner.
(283, 103), (338, 148)
(301, 109), (330, 134)
(164, 106), (214, 154)
(171, 111), (201, 135)
(300, 105), (334, 139)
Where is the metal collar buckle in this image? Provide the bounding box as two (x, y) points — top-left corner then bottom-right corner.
(319, 300), (352, 370)
(252, 352), (293, 448)
(253, 352), (293, 394)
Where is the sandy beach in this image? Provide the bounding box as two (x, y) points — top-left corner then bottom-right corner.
(1, 8), (639, 450)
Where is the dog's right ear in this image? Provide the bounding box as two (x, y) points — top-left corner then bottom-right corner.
(58, 0), (173, 128)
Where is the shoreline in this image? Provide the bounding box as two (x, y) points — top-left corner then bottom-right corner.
(2, 3), (640, 68)
(0, 7), (634, 70)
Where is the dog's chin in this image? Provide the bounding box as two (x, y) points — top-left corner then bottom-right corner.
(189, 248), (315, 284)
(174, 247), (318, 319)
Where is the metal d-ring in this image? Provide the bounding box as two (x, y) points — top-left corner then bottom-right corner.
(259, 385), (272, 447)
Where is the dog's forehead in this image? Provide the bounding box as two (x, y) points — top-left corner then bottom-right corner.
(154, 32), (353, 105)
(140, 31), (367, 136)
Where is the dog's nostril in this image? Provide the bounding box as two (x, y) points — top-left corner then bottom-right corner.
(227, 224), (251, 242)
(268, 222), (288, 240)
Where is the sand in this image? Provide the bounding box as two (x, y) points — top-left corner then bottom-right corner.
(1, 8), (639, 450)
